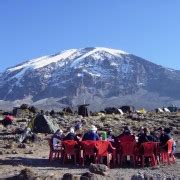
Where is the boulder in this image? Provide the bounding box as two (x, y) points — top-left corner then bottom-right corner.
(131, 173), (144, 180)
(89, 163), (109, 176)
(7, 168), (37, 180)
(5, 143), (13, 149)
(24, 150), (33, 154)
(12, 150), (18, 154)
(62, 173), (73, 180)
(18, 143), (26, 149)
(80, 172), (98, 180)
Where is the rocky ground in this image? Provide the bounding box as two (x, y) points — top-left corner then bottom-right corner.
(0, 111), (179, 179)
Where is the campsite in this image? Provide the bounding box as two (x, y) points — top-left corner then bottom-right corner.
(0, 105), (179, 179)
(1, 1), (180, 179)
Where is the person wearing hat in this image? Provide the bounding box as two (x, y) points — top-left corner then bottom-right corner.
(115, 126), (136, 144)
(82, 125), (100, 141)
(137, 126), (144, 138)
(51, 129), (65, 150)
(64, 127), (80, 141)
(118, 126), (133, 138)
(52, 129), (64, 140)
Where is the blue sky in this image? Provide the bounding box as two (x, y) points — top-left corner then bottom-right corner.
(0, 0), (180, 72)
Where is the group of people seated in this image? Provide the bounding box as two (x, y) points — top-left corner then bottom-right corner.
(51, 125), (99, 149)
(51, 123), (176, 153)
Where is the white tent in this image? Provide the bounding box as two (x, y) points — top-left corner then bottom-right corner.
(157, 108), (164, 113)
(163, 108), (170, 112)
(118, 109), (124, 115)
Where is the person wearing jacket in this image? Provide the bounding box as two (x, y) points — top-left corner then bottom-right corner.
(82, 125), (100, 141)
(51, 129), (65, 150)
(64, 127), (79, 141)
(138, 127), (156, 145)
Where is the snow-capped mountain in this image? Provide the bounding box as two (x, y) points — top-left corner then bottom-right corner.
(0, 47), (180, 110)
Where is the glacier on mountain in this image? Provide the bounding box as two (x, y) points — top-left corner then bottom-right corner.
(0, 47), (180, 110)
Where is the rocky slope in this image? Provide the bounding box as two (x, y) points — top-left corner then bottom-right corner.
(0, 47), (180, 111)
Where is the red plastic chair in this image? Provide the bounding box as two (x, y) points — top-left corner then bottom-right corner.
(96, 141), (116, 167)
(62, 140), (78, 165)
(119, 141), (136, 167)
(140, 142), (157, 168)
(48, 139), (62, 161)
(80, 140), (98, 166)
(160, 139), (176, 165)
(119, 135), (136, 143)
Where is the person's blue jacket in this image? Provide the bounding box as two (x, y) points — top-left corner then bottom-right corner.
(82, 131), (100, 141)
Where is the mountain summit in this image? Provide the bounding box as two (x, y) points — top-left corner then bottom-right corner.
(0, 47), (180, 110)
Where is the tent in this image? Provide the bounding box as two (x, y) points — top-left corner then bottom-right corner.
(163, 108), (170, 112)
(104, 107), (124, 114)
(167, 106), (177, 112)
(155, 108), (164, 113)
(30, 114), (59, 133)
(136, 108), (147, 114)
(78, 104), (89, 117)
(120, 106), (135, 113)
(118, 109), (124, 115)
